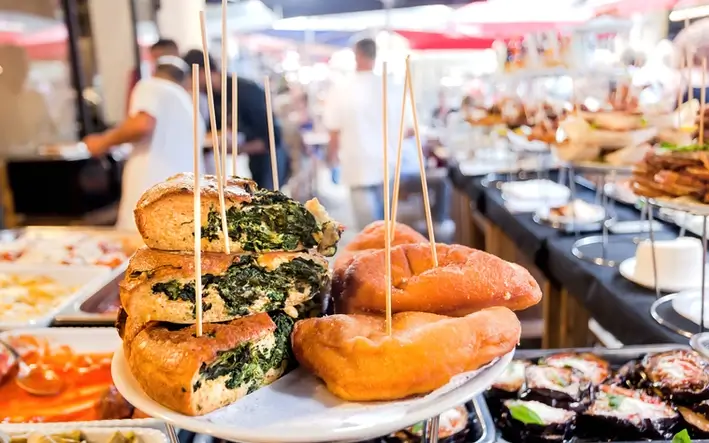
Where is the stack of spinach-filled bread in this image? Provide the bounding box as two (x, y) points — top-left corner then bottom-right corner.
(116, 173), (343, 416)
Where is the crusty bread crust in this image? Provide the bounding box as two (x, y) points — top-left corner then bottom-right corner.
(120, 247), (328, 323)
(292, 307), (520, 401)
(126, 313), (275, 415)
(134, 173), (256, 252)
(134, 173), (343, 255)
(335, 243), (542, 316)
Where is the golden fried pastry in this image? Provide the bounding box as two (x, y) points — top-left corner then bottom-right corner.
(292, 307), (521, 401)
(334, 243), (542, 316)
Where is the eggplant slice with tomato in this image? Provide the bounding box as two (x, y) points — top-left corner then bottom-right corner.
(679, 402), (709, 439)
(577, 384), (679, 441)
(642, 349), (709, 404)
(610, 359), (647, 390)
(520, 365), (591, 411)
(486, 360), (530, 414)
(540, 352), (611, 385)
(499, 399), (575, 443)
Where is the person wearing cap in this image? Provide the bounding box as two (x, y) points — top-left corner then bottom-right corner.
(82, 55), (205, 231)
(183, 49), (288, 190)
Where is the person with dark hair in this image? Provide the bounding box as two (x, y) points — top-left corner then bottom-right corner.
(83, 56), (204, 231)
(126, 39), (181, 113)
(323, 38), (411, 229)
(183, 49), (288, 190)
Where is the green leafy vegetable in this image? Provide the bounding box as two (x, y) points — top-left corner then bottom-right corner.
(508, 404), (545, 425)
(660, 141), (709, 152)
(607, 394), (624, 409)
(203, 189), (322, 252)
(151, 256), (327, 317)
(196, 311), (295, 393)
(410, 422), (424, 435)
(672, 429), (692, 443)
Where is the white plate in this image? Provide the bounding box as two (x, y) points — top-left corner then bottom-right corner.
(0, 328), (159, 429)
(671, 290), (709, 328)
(536, 203), (606, 225)
(619, 258), (709, 293)
(507, 132), (550, 153)
(501, 180), (570, 202)
(0, 264), (111, 330)
(112, 347), (513, 443)
(0, 427), (167, 443)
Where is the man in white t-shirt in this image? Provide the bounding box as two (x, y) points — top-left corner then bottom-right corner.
(82, 56), (205, 231)
(324, 38), (411, 230)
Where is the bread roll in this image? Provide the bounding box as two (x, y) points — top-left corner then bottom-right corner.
(335, 243), (542, 316)
(134, 173), (343, 255)
(124, 311), (295, 416)
(121, 247), (329, 323)
(292, 307), (520, 401)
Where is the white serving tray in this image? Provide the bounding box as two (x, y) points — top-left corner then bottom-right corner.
(0, 264), (112, 330)
(0, 327), (160, 429)
(671, 290), (709, 328)
(112, 346), (513, 443)
(0, 427), (168, 443)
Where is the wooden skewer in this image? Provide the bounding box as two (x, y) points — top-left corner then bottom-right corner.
(678, 53), (684, 129)
(390, 57), (410, 242)
(192, 64), (203, 338)
(405, 57), (438, 267)
(232, 75), (238, 176)
(221, 0), (228, 184)
(264, 76), (279, 191)
(199, 11), (230, 254)
(382, 61), (392, 337)
(700, 58), (706, 147)
(688, 49), (694, 103)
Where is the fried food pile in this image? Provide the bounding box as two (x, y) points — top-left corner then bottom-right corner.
(292, 221), (539, 402)
(632, 151), (709, 202)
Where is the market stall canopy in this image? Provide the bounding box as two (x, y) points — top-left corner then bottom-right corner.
(589, 0), (701, 16)
(248, 29), (357, 47)
(254, 0), (473, 18)
(395, 30), (495, 50)
(455, 0), (592, 37)
(0, 12), (67, 60)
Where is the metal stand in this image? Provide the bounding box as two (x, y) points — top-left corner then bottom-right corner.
(645, 197), (709, 335)
(563, 165), (634, 267)
(423, 416), (440, 443)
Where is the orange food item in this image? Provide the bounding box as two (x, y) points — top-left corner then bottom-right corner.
(0, 336), (115, 423)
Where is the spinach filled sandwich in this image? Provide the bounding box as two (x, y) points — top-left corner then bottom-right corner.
(120, 247), (330, 323)
(118, 308), (297, 416)
(134, 173), (343, 256)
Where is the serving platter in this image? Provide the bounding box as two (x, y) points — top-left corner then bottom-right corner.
(0, 264), (111, 330)
(0, 327), (159, 429)
(54, 271), (123, 326)
(0, 427), (169, 443)
(618, 257), (709, 293)
(486, 344), (709, 443)
(112, 347), (513, 443)
(671, 290), (709, 328)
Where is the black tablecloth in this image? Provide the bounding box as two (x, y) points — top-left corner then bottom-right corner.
(448, 162), (688, 345)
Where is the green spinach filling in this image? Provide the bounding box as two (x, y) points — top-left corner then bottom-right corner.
(201, 190), (321, 252)
(151, 256), (326, 317)
(194, 311), (295, 393)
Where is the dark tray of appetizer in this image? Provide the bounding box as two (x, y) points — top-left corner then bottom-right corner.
(361, 396), (495, 443)
(484, 344), (709, 442)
